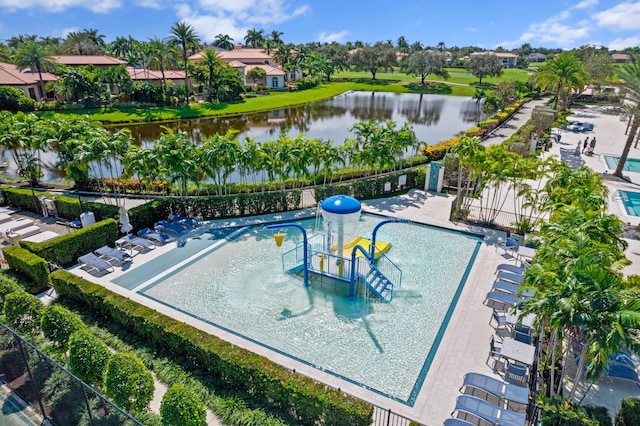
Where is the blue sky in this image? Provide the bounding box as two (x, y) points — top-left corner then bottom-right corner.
(0, 0), (639, 50)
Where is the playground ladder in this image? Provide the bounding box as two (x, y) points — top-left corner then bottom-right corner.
(362, 265), (394, 302)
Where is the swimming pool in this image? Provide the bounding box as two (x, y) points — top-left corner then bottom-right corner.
(616, 190), (640, 216)
(604, 155), (640, 173)
(113, 215), (481, 405)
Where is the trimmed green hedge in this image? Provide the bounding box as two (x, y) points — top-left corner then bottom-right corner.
(51, 270), (373, 425)
(2, 245), (49, 293)
(128, 190), (302, 231)
(314, 169), (425, 201)
(20, 219), (118, 267)
(616, 397), (640, 426)
(0, 186), (119, 221)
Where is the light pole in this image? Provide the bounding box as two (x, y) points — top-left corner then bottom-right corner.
(268, 223), (309, 287)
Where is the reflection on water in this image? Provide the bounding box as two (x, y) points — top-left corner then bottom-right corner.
(116, 91), (481, 148)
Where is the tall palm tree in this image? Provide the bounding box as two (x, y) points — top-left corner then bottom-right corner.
(613, 56), (640, 178)
(213, 34), (234, 50)
(147, 37), (179, 104)
(244, 28), (265, 48)
(13, 41), (55, 100)
(534, 53), (588, 110)
(169, 21), (201, 106)
(269, 30), (284, 45)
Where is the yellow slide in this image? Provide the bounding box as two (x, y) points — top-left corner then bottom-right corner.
(341, 237), (391, 259)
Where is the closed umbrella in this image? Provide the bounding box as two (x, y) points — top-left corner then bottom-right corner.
(118, 206), (133, 234)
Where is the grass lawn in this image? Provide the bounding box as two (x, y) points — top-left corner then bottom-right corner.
(52, 67), (531, 124)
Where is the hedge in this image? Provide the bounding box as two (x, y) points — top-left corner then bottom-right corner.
(127, 190), (302, 232)
(20, 219), (118, 267)
(616, 397), (640, 426)
(0, 186), (119, 221)
(314, 168), (425, 202)
(0, 273), (23, 309)
(2, 245), (50, 293)
(50, 270), (373, 426)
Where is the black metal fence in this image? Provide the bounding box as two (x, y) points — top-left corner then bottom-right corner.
(372, 406), (413, 426)
(0, 323), (142, 426)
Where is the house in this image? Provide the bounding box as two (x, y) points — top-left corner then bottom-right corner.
(529, 53), (546, 62)
(611, 53), (632, 63)
(0, 61), (57, 100)
(189, 45), (286, 89)
(51, 55), (127, 69)
(470, 51), (519, 68)
(126, 67), (186, 85)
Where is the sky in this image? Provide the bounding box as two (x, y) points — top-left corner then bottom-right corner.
(0, 0), (639, 51)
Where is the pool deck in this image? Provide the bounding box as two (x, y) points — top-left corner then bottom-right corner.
(62, 102), (640, 425)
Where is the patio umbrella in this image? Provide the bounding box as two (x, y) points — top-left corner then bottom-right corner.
(118, 206), (133, 234)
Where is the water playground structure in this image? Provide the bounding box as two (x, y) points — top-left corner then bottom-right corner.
(268, 195), (408, 302)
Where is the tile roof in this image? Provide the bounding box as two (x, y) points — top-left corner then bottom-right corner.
(0, 61), (57, 86)
(246, 64), (285, 76)
(126, 67), (185, 80)
(51, 55), (126, 66)
(189, 47), (273, 63)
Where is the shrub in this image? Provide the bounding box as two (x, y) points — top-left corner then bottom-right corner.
(68, 329), (111, 386)
(0, 86), (36, 111)
(160, 383), (207, 426)
(583, 405), (612, 426)
(422, 136), (461, 162)
(41, 305), (87, 350)
(21, 219), (118, 267)
(314, 169), (423, 202)
(541, 397), (599, 426)
(104, 352), (154, 414)
(0, 273), (24, 310)
(4, 291), (44, 338)
(616, 397), (640, 426)
(3, 245), (50, 293)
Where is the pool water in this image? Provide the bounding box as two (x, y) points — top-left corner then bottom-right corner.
(604, 155), (640, 173)
(618, 190), (640, 216)
(115, 215), (481, 405)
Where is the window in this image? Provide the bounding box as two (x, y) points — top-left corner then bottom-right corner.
(271, 77), (279, 88)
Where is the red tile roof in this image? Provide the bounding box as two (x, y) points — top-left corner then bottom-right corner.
(52, 55), (126, 66)
(0, 61), (57, 86)
(126, 67), (185, 80)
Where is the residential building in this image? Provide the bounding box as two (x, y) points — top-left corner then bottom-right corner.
(529, 53), (546, 63)
(470, 51), (519, 68)
(0, 61), (57, 100)
(51, 55), (127, 69)
(611, 53), (632, 63)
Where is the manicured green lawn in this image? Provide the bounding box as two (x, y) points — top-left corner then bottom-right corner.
(52, 67), (531, 124)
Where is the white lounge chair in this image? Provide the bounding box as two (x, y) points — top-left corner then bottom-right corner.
(78, 253), (114, 276)
(452, 395), (526, 426)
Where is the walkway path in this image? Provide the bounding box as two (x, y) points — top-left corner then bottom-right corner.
(481, 96), (550, 147)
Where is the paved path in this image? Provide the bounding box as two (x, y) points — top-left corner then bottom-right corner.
(481, 97), (551, 147)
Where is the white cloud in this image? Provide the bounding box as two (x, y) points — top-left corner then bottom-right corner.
(608, 35), (640, 50)
(573, 0), (598, 9)
(0, 0), (122, 13)
(57, 26), (79, 38)
(499, 8), (593, 48)
(175, 3), (247, 43)
(593, 1), (640, 31)
(465, 27), (477, 32)
(317, 30), (349, 43)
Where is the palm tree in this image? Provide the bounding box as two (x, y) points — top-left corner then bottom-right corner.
(147, 37), (179, 104)
(213, 34), (234, 50)
(13, 41), (55, 100)
(613, 56), (640, 178)
(269, 30), (284, 45)
(448, 136), (483, 213)
(110, 36), (136, 60)
(534, 53), (588, 110)
(244, 28), (265, 48)
(169, 21), (201, 106)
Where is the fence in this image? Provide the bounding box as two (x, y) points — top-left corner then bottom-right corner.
(0, 322), (142, 426)
(451, 198), (541, 234)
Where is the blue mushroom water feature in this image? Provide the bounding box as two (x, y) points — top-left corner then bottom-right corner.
(320, 195), (362, 259)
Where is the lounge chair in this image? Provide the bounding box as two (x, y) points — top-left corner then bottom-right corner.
(497, 237), (518, 256)
(444, 419), (475, 426)
(94, 245), (131, 266)
(452, 395), (526, 426)
(155, 220), (188, 235)
(168, 214), (201, 229)
(496, 271), (524, 285)
(78, 253), (114, 276)
(460, 373), (529, 407)
(5, 225), (42, 244)
(120, 234), (156, 254)
(484, 291), (524, 312)
(0, 212), (13, 224)
(495, 264), (526, 276)
(0, 218), (34, 234)
(505, 363), (529, 387)
(492, 281), (535, 298)
(138, 228), (172, 246)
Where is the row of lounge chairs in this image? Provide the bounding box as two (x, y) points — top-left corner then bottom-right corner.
(0, 212), (60, 245)
(78, 245), (133, 276)
(154, 215), (202, 236)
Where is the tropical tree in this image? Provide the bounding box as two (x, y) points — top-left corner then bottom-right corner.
(534, 53), (588, 110)
(244, 28), (265, 48)
(269, 30), (284, 45)
(246, 67), (266, 85)
(448, 136), (484, 213)
(403, 50), (449, 85)
(396, 36), (409, 53)
(613, 56), (640, 178)
(3, 291), (43, 341)
(169, 21), (201, 105)
(13, 40), (55, 100)
(350, 43), (396, 80)
(213, 34), (234, 50)
(41, 305), (87, 351)
(154, 128), (199, 197)
(466, 53), (503, 85)
(160, 383), (207, 426)
(104, 352), (154, 414)
(147, 37), (179, 104)
(201, 130), (241, 195)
